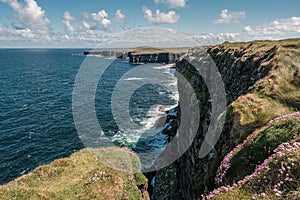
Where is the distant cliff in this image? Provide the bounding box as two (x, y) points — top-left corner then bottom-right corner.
(84, 47), (187, 64)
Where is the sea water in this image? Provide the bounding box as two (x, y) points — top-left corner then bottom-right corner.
(0, 49), (178, 184)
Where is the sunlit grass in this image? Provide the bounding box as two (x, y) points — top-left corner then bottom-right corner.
(0, 148), (148, 200)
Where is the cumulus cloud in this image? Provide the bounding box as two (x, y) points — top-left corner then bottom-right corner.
(91, 10), (108, 22)
(214, 9), (245, 24)
(154, 0), (187, 8)
(0, 0), (51, 33)
(62, 11), (75, 32)
(143, 7), (180, 24)
(90, 10), (111, 30)
(114, 9), (125, 22)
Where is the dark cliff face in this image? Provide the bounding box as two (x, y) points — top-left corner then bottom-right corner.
(83, 50), (128, 59)
(129, 52), (180, 64)
(153, 40), (300, 199)
(84, 49), (182, 64)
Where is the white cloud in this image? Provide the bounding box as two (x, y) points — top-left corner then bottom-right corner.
(191, 32), (245, 46)
(90, 10), (111, 30)
(154, 0), (187, 8)
(214, 9), (245, 24)
(91, 10), (108, 22)
(101, 18), (111, 29)
(114, 9), (125, 22)
(63, 11), (75, 21)
(244, 17), (300, 36)
(0, 0), (50, 33)
(99, 27), (199, 48)
(0, 24), (35, 40)
(82, 21), (91, 29)
(192, 17), (300, 46)
(62, 11), (75, 32)
(143, 7), (180, 24)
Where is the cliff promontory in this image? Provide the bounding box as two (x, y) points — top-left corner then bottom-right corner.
(84, 46), (187, 64)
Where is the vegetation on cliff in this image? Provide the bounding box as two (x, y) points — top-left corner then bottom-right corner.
(154, 38), (300, 200)
(207, 114), (300, 199)
(201, 39), (300, 199)
(0, 148), (149, 200)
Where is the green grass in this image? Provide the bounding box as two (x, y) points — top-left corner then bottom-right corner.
(220, 38), (299, 151)
(212, 144), (300, 200)
(225, 120), (300, 184)
(0, 148), (148, 200)
(250, 39), (300, 109)
(200, 38), (300, 200)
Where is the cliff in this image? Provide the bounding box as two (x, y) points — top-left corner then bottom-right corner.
(84, 47), (187, 64)
(153, 38), (300, 199)
(0, 148), (149, 200)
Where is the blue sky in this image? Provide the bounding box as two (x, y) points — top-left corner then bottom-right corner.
(0, 0), (300, 47)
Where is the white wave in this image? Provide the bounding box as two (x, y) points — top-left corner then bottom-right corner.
(140, 105), (166, 131)
(153, 64), (175, 70)
(112, 62), (179, 150)
(111, 130), (141, 146)
(104, 56), (116, 60)
(123, 77), (145, 81)
(86, 54), (103, 57)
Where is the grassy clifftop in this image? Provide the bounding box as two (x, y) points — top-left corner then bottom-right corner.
(153, 38), (300, 199)
(202, 39), (300, 199)
(0, 148), (149, 200)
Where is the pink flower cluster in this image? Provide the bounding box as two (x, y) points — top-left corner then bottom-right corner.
(268, 112), (300, 125)
(252, 192), (266, 199)
(204, 142), (300, 199)
(250, 142), (299, 199)
(85, 171), (107, 185)
(215, 127), (261, 184)
(215, 112), (300, 185)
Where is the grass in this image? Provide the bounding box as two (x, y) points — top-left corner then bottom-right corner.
(198, 38), (300, 200)
(131, 46), (189, 54)
(232, 94), (291, 126)
(250, 39), (300, 109)
(0, 147), (148, 200)
(212, 144), (300, 200)
(225, 120), (300, 184)
(216, 39), (300, 111)
(219, 38), (300, 152)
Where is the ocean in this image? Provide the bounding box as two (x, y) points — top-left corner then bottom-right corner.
(0, 49), (178, 184)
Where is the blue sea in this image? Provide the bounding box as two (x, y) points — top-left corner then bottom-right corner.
(0, 49), (178, 184)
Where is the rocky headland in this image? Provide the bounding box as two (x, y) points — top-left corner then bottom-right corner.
(84, 46), (188, 64)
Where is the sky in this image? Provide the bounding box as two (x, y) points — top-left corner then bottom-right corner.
(0, 0), (300, 47)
